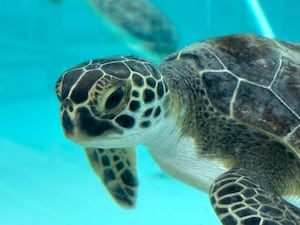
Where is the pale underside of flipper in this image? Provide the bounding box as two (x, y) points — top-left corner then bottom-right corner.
(210, 170), (300, 225)
(85, 147), (138, 208)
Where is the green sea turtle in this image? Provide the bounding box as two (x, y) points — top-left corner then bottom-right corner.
(87, 0), (178, 60)
(55, 34), (300, 224)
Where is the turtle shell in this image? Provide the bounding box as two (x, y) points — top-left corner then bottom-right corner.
(166, 34), (300, 153)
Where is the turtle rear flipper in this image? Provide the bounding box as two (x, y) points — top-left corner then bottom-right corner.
(85, 147), (138, 208)
(210, 170), (300, 225)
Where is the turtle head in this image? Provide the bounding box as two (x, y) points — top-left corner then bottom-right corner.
(55, 56), (170, 148)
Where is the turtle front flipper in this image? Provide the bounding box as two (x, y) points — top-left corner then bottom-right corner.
(210, 170), (300, 225)
(85, 147), (138, 208)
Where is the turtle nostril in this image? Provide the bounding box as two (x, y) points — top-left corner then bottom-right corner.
(69, 105), (74, 112)
(61, 99), (74, 112)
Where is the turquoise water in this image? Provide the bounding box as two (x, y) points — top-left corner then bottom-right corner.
(1, 1), (300, 224)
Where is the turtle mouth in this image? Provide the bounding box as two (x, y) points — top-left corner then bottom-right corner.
(62, 106), (124, 142)
(77, 107), (122, 137)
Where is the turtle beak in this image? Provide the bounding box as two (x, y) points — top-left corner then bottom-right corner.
(61, 110), (74, 136)
(60, 98), (75, 136)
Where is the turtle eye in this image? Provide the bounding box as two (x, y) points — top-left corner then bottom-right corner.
(105, 86), (125, 110)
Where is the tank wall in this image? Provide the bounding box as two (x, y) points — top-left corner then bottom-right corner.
(1, 1), (300, 225)
(1, 0), (300, 100)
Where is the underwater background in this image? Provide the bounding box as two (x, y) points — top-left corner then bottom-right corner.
(0, 0), (300, 224)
